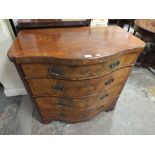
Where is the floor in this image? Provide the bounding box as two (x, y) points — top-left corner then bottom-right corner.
(0, 66), (155, 135)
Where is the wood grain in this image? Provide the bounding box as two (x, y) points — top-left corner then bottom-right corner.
(22, 53), (138, 80)
(35, 83), (124, 112)
(135, 19), (155, 34)
(37, 96), (120, 123)
(8, 26), (145, 65)
(7, 26), (145, 123)
(27, 67), (131, 98)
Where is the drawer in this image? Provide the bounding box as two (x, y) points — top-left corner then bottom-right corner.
(35, 83), (124, 112)
(39, 104), (107, 123)
(22, 53), (138, 80)
(36, 96), (120, 123)
(28, 67), (131, 98)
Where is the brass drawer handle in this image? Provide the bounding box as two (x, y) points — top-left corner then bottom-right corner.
(105, 78), (114, 85)
(48, 68), (64, 76)
(100, 93), (108, 100)
(56, 102), (65, 107)
(110, 61), (120, 69)
(53, 84), (64, 91)
(59, 113), (66, 117)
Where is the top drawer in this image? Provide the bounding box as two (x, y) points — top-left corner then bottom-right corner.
(21, 53), (138, 80)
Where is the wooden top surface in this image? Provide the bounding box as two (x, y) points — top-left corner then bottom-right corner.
(135, 19), (155, 34)
(8, 26), (145, 64)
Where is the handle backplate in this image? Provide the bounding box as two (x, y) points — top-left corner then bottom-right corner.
(105, 78), (114, 85)
(110, 61), (120, 69)
(48, 68), (64, 76)
(53, 84), (64, 91)
(56, 102), (65, 107)
(100, 93), (108, 100)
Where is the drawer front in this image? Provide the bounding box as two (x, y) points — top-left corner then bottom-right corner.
(36, 95), (120, 123)
(35, 83), (124, 112)
(28, 67), (131, 97)
(22, 53), (138, 80)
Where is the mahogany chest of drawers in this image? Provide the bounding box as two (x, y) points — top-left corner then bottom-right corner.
(8, 26), (145, 123)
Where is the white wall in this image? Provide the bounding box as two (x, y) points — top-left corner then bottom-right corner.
(0, 19), (27, 96)
(91, 19), (108, 26)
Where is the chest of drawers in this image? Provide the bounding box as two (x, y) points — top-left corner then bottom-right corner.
(8, 26), (145, 123)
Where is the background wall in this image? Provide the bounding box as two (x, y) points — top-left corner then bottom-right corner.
(0, 19), (27, 96)
(91, 19), (108, 26)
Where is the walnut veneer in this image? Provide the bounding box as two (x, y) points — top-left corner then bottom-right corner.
(8, 26), (145, 123)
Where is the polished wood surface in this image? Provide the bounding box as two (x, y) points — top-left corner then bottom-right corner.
(134, 19), (155, 70)
(8, 26), (145, 123)
(37, 96), (119, 123)
(134, 19), (155, 41)
(135, 19), (155, 35)
(27, 67), (131, 98)
(8, 26), (144, 65)
(22, 53), (138, 80)
(36, 83), (124, 111)
(36, 83), (123, 123)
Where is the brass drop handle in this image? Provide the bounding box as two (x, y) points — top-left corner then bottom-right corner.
(56, 102), (65, 107)
(100, 93), (108, 100)
(59, 113), (66, 118)
(105, 78), (114, 85)
(48, 68), (64, 76)
(110, 61), (120, 69)
(53, 84), (64, 91)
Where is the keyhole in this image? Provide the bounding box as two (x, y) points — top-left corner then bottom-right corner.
(88, 69), (91, 73)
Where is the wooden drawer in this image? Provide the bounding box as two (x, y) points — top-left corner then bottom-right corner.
(8, 26), (145, 124)
(27, 67), (131, 98)
(36, 96), (120, 123)
(35, 83), (124, 112)
(22, 53), (138, 80)
(36, 95), (120, 123)
(38, 103), (111, 123)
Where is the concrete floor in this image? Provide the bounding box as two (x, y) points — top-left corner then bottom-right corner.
(0, 66), (155, 135)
